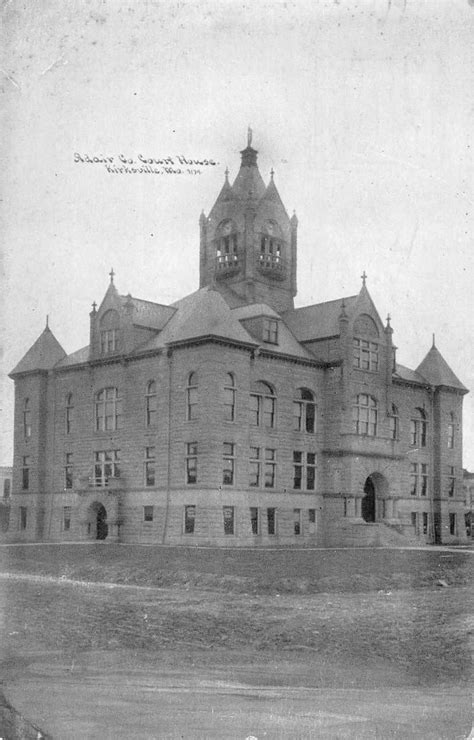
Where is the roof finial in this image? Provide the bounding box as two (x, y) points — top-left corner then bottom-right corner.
(92, 301), (97, 313)
(270, 167), (274, 180)
(340, 298), (348, 319)
(46, 314), (49, 329)
(109, 267), (115, 284)
(224, 166), (229, 182)
(361, 270), (367, 287)
(247, 125), (253, 148)
(432, 332), (436, 348)
(386, 313), (391, 327)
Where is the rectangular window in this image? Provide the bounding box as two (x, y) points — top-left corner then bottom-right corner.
(143, 505), (154, 522)
(420, 464), (428, 497)
(307, 453), (316, 490)
(144, 446), (156, 487)
(267, 507), (276, 535)
(411, 511), (417, 532)
(410, 463), (418, 496)
(353, 338), (378, 372)
(448, 466), (455, 497)
(184, 505), (196, 534)
(186, 443), (197, 484)
(100, 328), (119, 354)
(249, 393), (260, 426)
(263, 395), (275, 428)
(293, 451), (316, 490)
(19, 506), (27, 530)
(186, 385), (197, 421)
(294, 508), (301, 535)
(94, 450), (120, 487)
(263, 318), (278, 344)
(250, 506), (259, 535)
(449, 512), (456, 536)
(447, 423), (454, 449)
(249, 447), (260, 487)
(293, 401), (303, 432)
(224, 386), (236, 422)
(65, 453), (73, 489)
(293, 451), (302, 489)
(22, 456), (30, 490)
(422, 512), (428, 535)
(63, 506), (71, 531)
(223, 443), (235, 485)
(223, 506), (234, 535)
(264, 448), (275, 488)
(389, 414), (398, 440)
(308, 509), (316, 524)
(66, 404), (73, 434)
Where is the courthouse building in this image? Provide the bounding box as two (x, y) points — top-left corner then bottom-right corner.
(7, 134), (469, 546)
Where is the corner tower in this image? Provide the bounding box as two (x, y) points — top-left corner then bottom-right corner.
(199, 130), (297, 312)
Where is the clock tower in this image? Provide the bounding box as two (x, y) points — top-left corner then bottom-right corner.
(199, 131), (298, 313)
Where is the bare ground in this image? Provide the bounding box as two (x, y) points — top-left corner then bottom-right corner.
(0, 545), (472, 738)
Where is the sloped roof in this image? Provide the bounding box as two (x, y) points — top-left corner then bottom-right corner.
(283, 296), (359, 342)
(231, 148), (267, 201)
(231, 304), (280, 320)
(10, 326), (66, 376)
(120, 295), (176, 330)
(393, 363), (427, 385)
(137, 287), (258, 351)
(55, 345), (90, 368)
(232, 304), (314, 359)
(416, 346), (467, 392)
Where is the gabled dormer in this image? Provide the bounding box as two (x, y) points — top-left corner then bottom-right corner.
(199, 130), (297, 313)
(89, 270), (123, 360)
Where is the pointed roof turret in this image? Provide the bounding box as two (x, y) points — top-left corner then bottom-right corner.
(231, 128), (266, 201)
(261, 169), (288, 214)
(10, 323), (66, 376)
(416, 343), (467, 392)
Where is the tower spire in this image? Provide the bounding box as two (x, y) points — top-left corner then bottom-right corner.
(247, 125), (253, 147)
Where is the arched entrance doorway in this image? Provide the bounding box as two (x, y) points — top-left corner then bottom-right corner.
(362, 477), (376, 522)
(362, 473), (389, 523)
(87, 502), (108, 540)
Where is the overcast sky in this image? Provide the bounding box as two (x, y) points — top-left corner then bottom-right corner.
(1, 0), (473, 468)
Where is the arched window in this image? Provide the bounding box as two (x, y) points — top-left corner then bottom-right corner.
(353, 314), (379, 372)
(389, 403), (399, 440)
(258, 220), (284, 275)
(250, 382), (276, 428)
(410, 408), (427, 448)
(224, 373), (236, 422)
(216, 220), (239, 271)
(293, 389), (316, 433)
(447, 412), (455, 449)
(145, 381), (157, 427)
(65, 393), (74, 434)
(95, 388), (122, 431)
(23, 398), (31, 438)
(186, 373), (198, 421)
(352, 394), (377, 436)
(100, 309), (120, 354)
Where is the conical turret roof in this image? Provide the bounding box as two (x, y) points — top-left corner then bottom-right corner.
(10, 325), (66, 376)
(416, 344), (467, 392)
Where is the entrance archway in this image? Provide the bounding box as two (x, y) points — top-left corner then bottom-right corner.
(362, 477), (376, 522)
(362, 473), (389, 523)
(87, 502), (108, 540)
